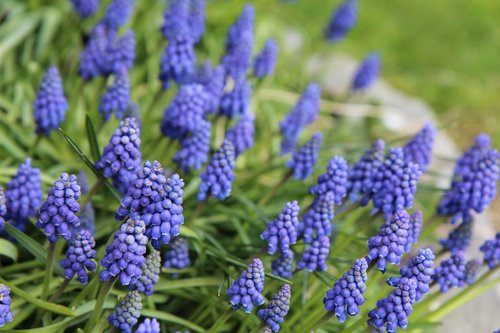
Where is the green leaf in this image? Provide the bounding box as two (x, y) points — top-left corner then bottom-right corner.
(0, 277), (75, 317)
(155, 277), (222, 291)
(3, 224), (63, 275)
(0, 238), (18, 261)
(0, 14), (40, 64)
(85, 114), (101, 163)
(141, 309), (206, 333)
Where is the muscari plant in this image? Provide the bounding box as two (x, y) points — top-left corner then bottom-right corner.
(0, 1), (499, 333)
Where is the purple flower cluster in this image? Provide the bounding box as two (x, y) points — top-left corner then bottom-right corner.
(405, 211), (423, 253)
(197, 140), (236, 201)
(102, 0), (135, 30)
(352, 53), (381, 91)
(386, 248), (434, 301)
(403, 123), (436, 172)
(480, 232), (500, 270)
(271, 250), (294, 279)
(189, 0), (206, 43)
(107, 30), (136, 74)
(297, 236), (330, 272)
(280, 83), (320, 154)
(60, 229), (97, 284)
(161, 0), (189, 40)
(0, 189), (6, 232)
(33, 66), (68, 135)
(438, 148), (499, 224)
(368, 278), (417, 332)
(261, 201), (300, 255)
(299, 191), (334, 243)
(0, 285), (13, 327)
(161, 84), (208, 140)
(79, 203), (96, 234)
(95, 117), (141, 178)
(440, 221), (472, 252)
(163, 237), (191, 270)
(109, 290), (142, 333)
(159, 34), (196, 90)
(5, 158), (43, 231)
(174, 120), (211, 173)
(226, 112), (255, 157)
(100, 217), (148, 286)
(366, 147), (422, 215)
(137, 318), (160, 333)
(253, 39), (279, 79)
(310, 156), (349, 205)
(257, 284), (291, 332)
(367, 210), (410, 272)
(465, 258), (482, 285)
(220, 79), (252, 118)
(324, 258), (368, 323)
(324, 0), (357, 43)
(70, 0), (99, 18)
(99, 69), (131, 121)
(195, 62), (225, 113)
(132, 250), (161, 296)
(432, 252), (467, 293)
(36, 173), (81, 243)
(227, 258), (265, 313)
(287, 132), (323, 180)
(454, 133), (491, 176)
(347, 139), (385, 202)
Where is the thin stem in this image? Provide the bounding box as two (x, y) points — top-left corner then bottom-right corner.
(259, 170), (293, 206)
(29, 134), (43, 157)
(48, 278), (71, 303)
(41, 242), (56, 301)
(190, 199), (208, 223)
(205, 307), (233, 333)
(303, 312), (333, 332)
(80, 175), (106, 208)
(85, 278), (116, 333)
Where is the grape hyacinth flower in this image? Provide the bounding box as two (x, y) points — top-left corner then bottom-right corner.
(324, 0), (357, 43)
(141, 173), (185, 249)
(310, 156), (349, 205)
(403, 123), (436, 172)
(440, 221), (472, 252)
(197, 140), (236, 201)
(219, 79), (252, 118)
(33, 66), (68, 135)
(299, 191), (334, 243)
(99, 69), (131, 121)
(60, 229), (97, 284)
(161, 0), (189, 40)
(287, 132), (323, 180)
(132, 250), (161, 296)
(100, 217), (148, 286)
(465, 258), (482, 285)
(480, 232), (500, 270)
(367, 278), (417, 333)
(297, 236), (330, 272)
(405, 211), (423, 253)
(386, 248), (434, 302)
(102, 0), (135, 29)
(432, 251), (467, 293)
(454, 133), (491, 177)
(279, 83), (320, 154)
(323, 258), (368, 323)
(174, 120), (211, 173)
(163, 237), (191, 270)
(109, 290), (142, 333)
(115, 160), (167, 220)
(195, 62), (225, 113)
(367, 147), (422, 215)
(79, 24), (113, 80)
(79, 202), (96, 234)
(261, 201), (300, 255)
(437, 149), (499, 224)
(159, 35), (196, 90)
(5, 159), (43, 232)
(36, 173), (81, 243)
(78, 171), (89, 195)
(189, 0), (206, 43)
(161, 84), (208, 140)
(137, 318), (160, 333)
(107, 30), (136, 74)
(226, 112), (255, 157)
(367, 210), (410, 272)
(0, 285), (13, 327)
(257, 284), (291, 332)
(0, 189), (6, 232)
(112, 167), (140, 196)
(95, 117), (141, 178)
(271, 250), (294, 279)
(253, 39), (279, 79)
(227, 258), (265, 313)
(70, 0), (99, 18)
(347, 139), (385, 202)
(352, 53), (381, 91)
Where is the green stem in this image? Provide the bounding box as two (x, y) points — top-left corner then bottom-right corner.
(304, 312), (333, 332)
(48, 278), (71, 303)
(29, 134), (43, 157)
(41, 242), (56, 301)
(80, 175), (106, 208)
(85, 278), (116, 333)
(259, 169), (293, 206)
(205, 308), (233, 333)
(189, 199), (208, 224)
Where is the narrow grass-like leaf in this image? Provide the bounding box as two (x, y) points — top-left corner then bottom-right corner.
(85, 114), (101, 162)
(0, 238), (19, 261)
(141, 309), (206, 333)
(155, 277), (222, 291)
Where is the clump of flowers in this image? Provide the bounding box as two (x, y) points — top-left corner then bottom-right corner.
(99, 69), (131, 121)
(227, 258), (265, 313)
(163, 237), (191, 270)
(253, 39), (279, 78)
(324, 0), (357, 43)
(174, 120), (211, 173)
(271, 250), (294, 279)
(132, 250), (161, 296)
(351, 52), (381, 91)
(70, 0), (99, 18)
(480, 232), (500, 270)
(261, 201), (300, 255)
(159, 34), (196, 90)
(108, 290), (142, 333)
(287, 132), (323, 180)
(257, 284), (291, 332)
(432, 252), (467, 293)
(310, 156), (349, 205)
(297, 236), (330, 272)
(299, 191), (334, 243)
(226, 112), (255, 157)
(0, 189), (6, 232)
(60, 229), (97, 284)
(219, 79), (252, 118)
(0, 285), (13, 327)
(136, 318), (160, 333)
(403, 123), (436, 172)
(440, 221), (473, 252)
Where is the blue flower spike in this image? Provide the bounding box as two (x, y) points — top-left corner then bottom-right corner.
(227, 258), (265, 313)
